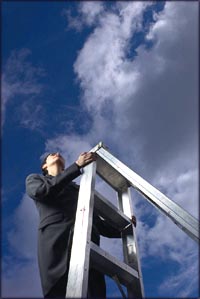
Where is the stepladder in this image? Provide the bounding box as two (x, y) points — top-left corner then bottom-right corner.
(66, 160), (144, 297)
(66, 142), (199, 298)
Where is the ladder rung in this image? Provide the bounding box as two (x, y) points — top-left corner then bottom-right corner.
(94, 191), (130, 231)
(90, 241), (139, 286)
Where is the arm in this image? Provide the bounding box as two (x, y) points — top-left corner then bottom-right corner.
(26, 151), (97, 201)
(26, 163), (81, 201)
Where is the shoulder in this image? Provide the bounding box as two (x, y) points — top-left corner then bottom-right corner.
(26, 173), (45, 183)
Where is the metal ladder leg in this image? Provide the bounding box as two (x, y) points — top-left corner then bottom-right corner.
(118, 187), (145, 298)
(66, 162), (96, 298)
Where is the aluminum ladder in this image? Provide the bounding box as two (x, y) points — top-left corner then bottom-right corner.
(66, 142), (199, 298)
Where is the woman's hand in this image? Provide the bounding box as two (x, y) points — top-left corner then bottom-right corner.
(75, 152), (97, 168)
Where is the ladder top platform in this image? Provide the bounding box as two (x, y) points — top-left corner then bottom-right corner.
(91, 142), (128, 191)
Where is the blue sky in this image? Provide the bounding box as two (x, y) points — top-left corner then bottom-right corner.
(2, 1), (199, 298)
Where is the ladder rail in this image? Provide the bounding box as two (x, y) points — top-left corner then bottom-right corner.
(96, 147), (199, 243)
(66, 162), (97, 298)
(118, 188), (145, 298)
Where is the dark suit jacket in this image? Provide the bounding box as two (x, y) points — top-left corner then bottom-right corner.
(26, 163), (120, 296)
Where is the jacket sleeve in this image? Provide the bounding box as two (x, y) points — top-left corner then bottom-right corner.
(26, 163), (81, 201)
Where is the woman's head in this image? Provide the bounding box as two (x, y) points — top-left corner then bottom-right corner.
(41, 153), (65, 175)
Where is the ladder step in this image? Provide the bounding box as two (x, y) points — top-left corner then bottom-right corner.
(96, 155), (127, 191)
(94, 191), (130, 231)
(90, 241), (139, 286)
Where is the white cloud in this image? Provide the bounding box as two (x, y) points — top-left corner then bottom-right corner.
(158, 250), (199, 297)
(153, 167), (198, 218)
(62, 9), (83, 32)
(2, 194), (42, 296)
(2, 48), (45, 126)
(2, 257), (42, 297)
(7, 194), (39, 260)
(79, 1), (105, 26)
(18, 100), (45, 131)
(62, 2), (104, 32)
(74, 2), (151, 112)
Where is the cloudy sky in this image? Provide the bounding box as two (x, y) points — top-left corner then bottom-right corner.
(2, 1), (199, 298)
